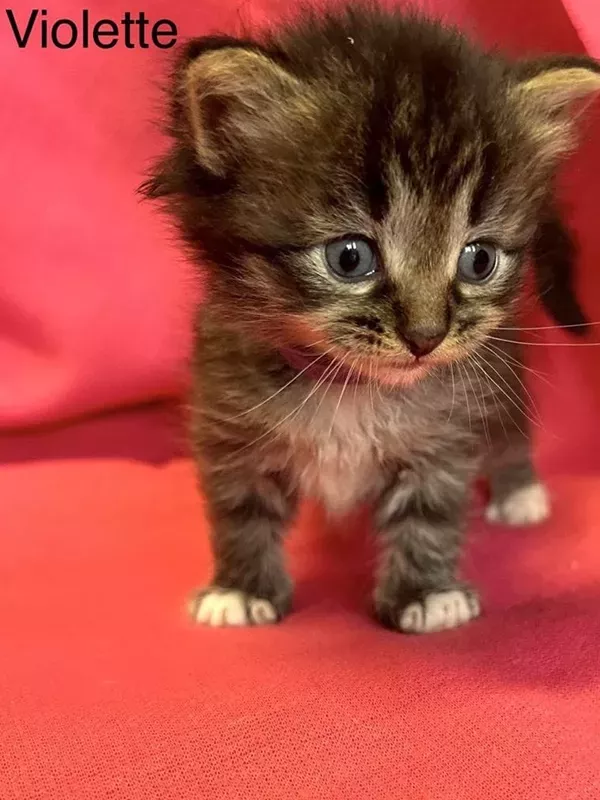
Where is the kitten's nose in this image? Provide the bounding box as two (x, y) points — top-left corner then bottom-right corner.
(402, 327), (446, 358)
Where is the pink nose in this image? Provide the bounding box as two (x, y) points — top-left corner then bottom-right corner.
(403, 328), (446, 358)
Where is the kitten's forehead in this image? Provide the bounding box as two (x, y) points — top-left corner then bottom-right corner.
(359, 68), (488, 280)
(172, 13), (534, 252)
(361, 63), (489, 225)
(378, 162), (474, 282)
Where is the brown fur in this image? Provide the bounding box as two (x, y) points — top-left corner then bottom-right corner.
(142, 5), (600, 631)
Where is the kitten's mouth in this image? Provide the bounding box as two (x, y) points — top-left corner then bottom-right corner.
(279, 345), (429, 386)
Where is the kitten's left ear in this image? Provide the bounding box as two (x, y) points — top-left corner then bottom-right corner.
(511, 55), (600, 161)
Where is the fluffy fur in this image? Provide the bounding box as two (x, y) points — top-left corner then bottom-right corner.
(142, 5), (600, 632)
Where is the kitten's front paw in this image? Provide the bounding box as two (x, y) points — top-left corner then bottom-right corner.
(486, 482), (550, 526)
(190, 587), (279, 627)
(375, 588), (480, 634)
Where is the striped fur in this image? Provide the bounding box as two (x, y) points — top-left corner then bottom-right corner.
(143, 5), (599, 631)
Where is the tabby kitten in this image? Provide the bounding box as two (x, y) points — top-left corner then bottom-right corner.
(144, 5), (600, 632)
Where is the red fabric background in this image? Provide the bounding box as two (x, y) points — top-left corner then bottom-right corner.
(2, 1), (600, 798)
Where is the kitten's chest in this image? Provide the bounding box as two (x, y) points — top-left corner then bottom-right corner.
(285, 392), (403, 516)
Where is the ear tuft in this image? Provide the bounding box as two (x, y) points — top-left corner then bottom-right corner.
(511, 56), (600, 161)
(181, 44), (302, 176)
(516, 66), (600, 109)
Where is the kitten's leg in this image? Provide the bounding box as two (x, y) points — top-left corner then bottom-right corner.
(483, 346), (550, 526)
(190, 461), (297, 628)
(485, 444), (550, 526)
(373, 466), (480, 634)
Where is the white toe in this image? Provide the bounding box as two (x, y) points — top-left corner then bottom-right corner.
(248, 598), (278, 624)
(191, 589), (277, 627)
(486, 482), (550, 526)
(399, 589), (479, 634)
(400, 602), (424, 633)
(194, 590), (248, 627)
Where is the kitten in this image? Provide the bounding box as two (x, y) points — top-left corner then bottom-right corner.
(143, 5), (599, 633)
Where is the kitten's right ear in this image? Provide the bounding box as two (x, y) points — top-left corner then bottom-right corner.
(178, 37), (303, 176)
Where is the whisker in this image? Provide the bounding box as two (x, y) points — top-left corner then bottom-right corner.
(497, 321), (600, 331)
(353, 365), (362, 404)
(327, 356), (359, 438)
(483, 340), (551, 385)
(224, 344), (338, 421)
(235, 356), (342, 454)
(368, 361), (376, 415)
(470, 353), (532, 438)
(373, 361), (387, 405)
(473, 352), (512, 441)
(465, 356), (494, 445)
(353, 356), (364, 406)
(479, 342), (542, 422)
(488, 335), (600, 348)
(308, 357), (348, 428)
(447, 361), (456, 424)
(470, 354), (511, 441)
(456, 361), (472, 436)
(475, 351), (543, 430)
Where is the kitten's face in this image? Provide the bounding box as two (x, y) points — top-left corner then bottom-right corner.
(247, 143), (528, 386)
(147, 9), (600, 385)
(245, 163), (527, 387)
(194, 47), (535, 386)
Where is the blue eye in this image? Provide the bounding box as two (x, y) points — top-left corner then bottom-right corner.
(325, 237), (378, 282)
(457, 242), (498, 283)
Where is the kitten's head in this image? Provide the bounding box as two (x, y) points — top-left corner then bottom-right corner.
(145, 6), (600, 385)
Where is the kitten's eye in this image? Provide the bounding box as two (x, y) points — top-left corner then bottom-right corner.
(457, 242), (498, 283)
(325, 237), (378, 281)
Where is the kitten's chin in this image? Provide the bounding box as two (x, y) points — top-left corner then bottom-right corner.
(278, 343), (431, 387)
(367, 361), (430, 387)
